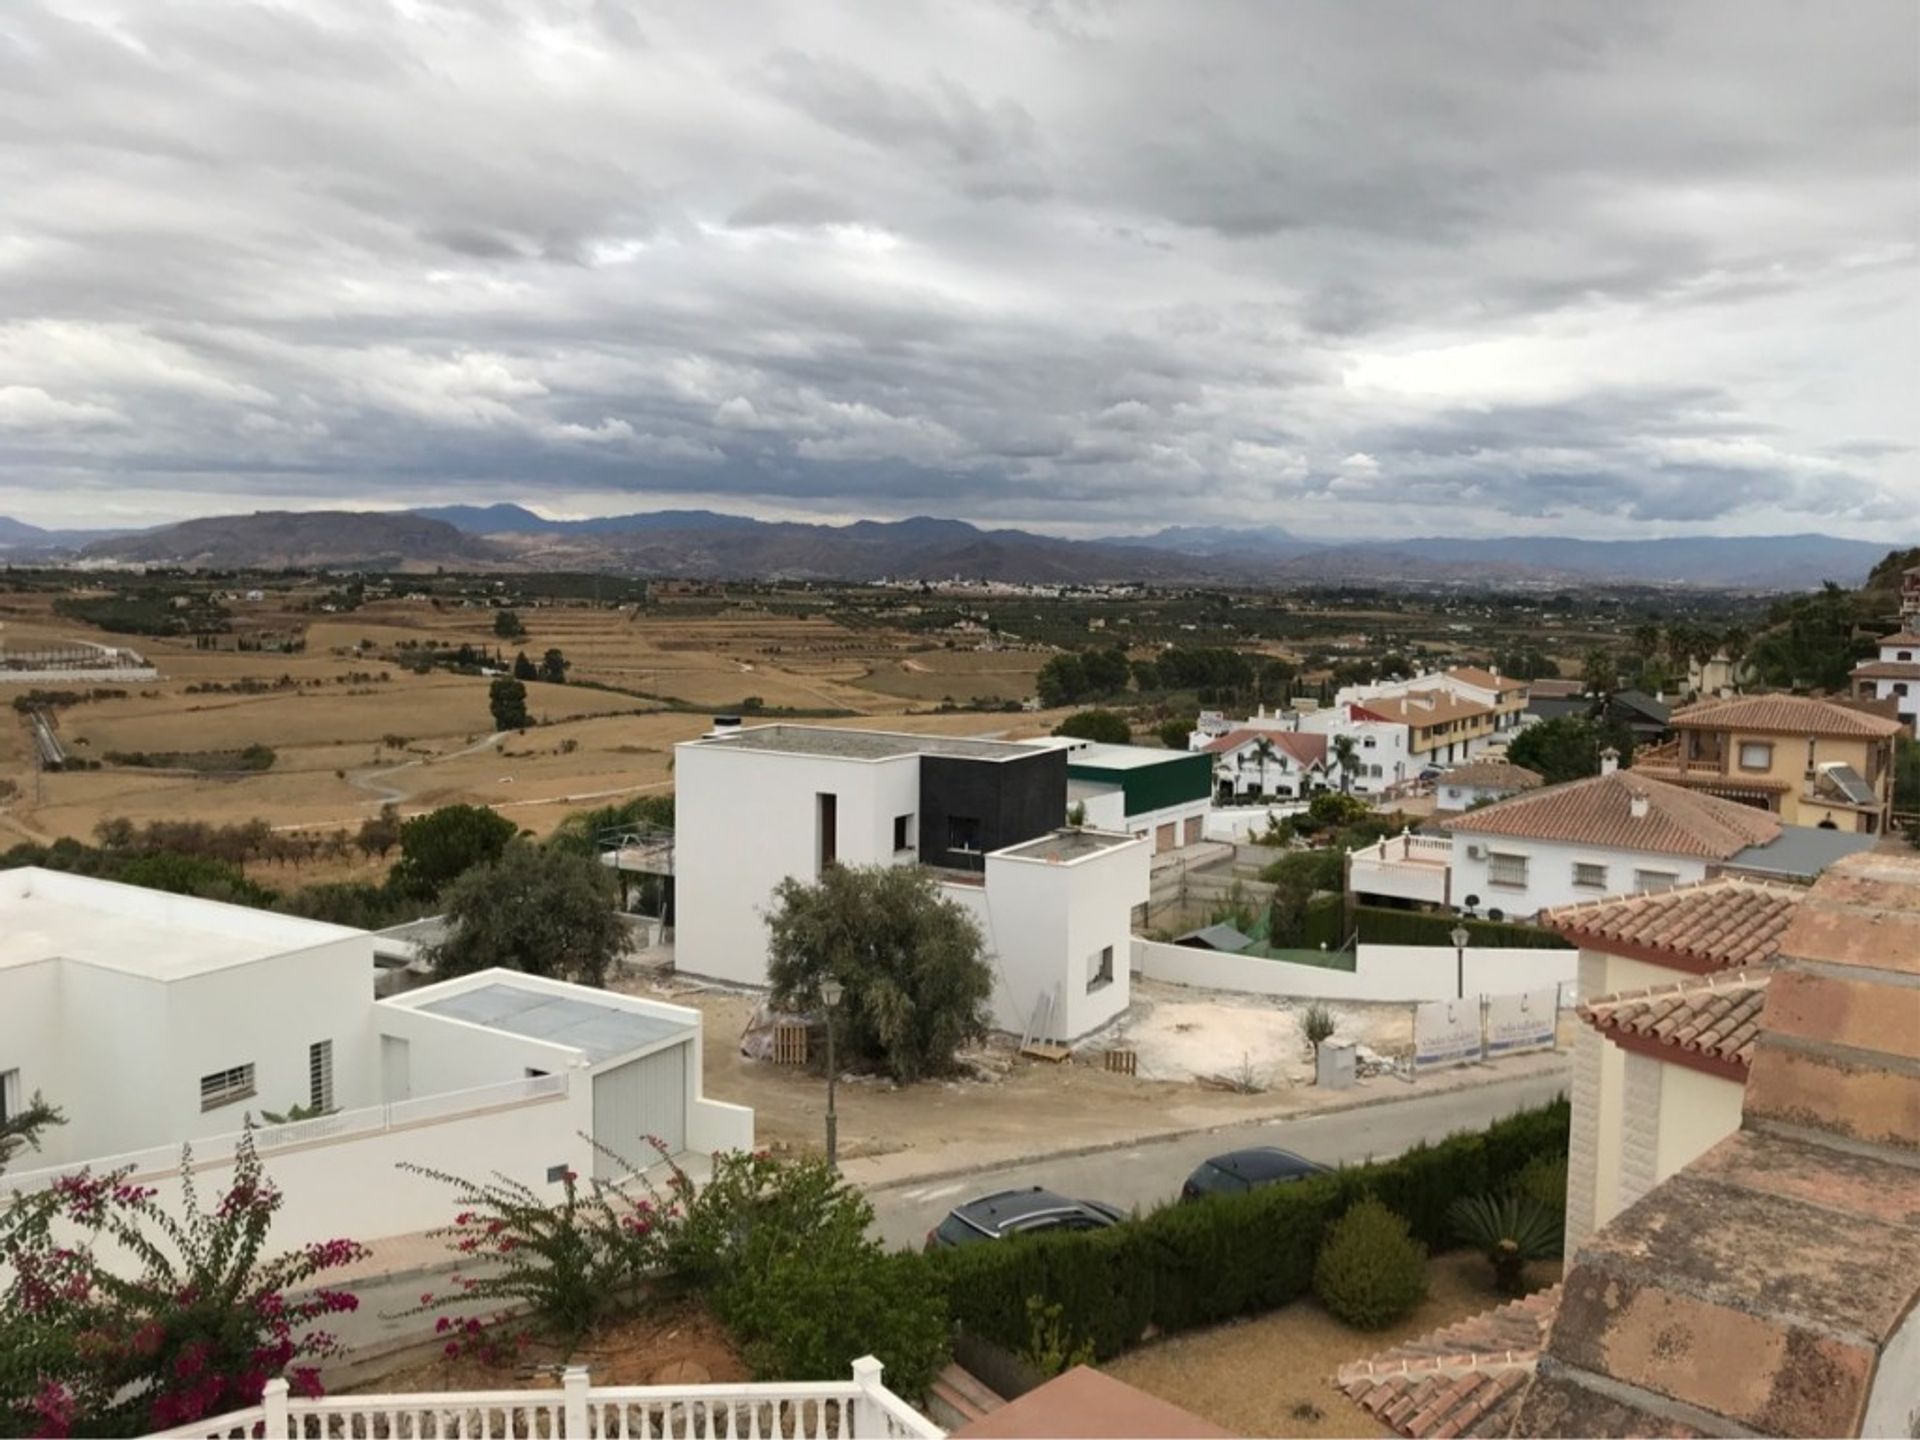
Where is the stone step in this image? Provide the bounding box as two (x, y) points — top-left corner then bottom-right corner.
(926, 1363), (1005, 1431)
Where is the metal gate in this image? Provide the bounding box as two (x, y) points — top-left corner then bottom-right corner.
(591, 1044), (687, 1179)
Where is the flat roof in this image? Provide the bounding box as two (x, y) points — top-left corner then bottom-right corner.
(691, 723), (1035, 762)
(1726, 825), (1880, 880)
(995, 828), (1138, 863)
(0, 867), (363, 980)
(1059, 742), (1197, 771)
(416, 981), (691, 1063)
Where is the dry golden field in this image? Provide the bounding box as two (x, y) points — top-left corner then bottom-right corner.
(0, 590), (1064, 848)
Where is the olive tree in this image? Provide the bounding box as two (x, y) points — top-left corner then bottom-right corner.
(428, 841), (626, 987)
(765, 864), (993, 1083)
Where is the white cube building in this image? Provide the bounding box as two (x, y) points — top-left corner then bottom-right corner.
(673, 725), (1150, 1042)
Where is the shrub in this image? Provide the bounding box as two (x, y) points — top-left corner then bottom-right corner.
(398, 1145), (683, 1352)
(1303, 1004), (1336, 1057)
(1313, 1197), (1428, 1329)
(1512, 1152), (1568, 1218)
(930, 1099), (1568, 1357)
(1052, 708), (1132, 744)
(1020, 1295), (1096, 1378)
(1448, 1191), (1562, 1296)
(1351, 905), (1571, 950)
(0, 1134), (365, 1436)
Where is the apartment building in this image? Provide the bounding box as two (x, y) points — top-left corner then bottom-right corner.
(672, 725), (1149, 1043)
(1630, 693), (1904, 833)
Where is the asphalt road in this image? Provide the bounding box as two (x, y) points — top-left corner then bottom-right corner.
(869, 1067), (1569, 1250)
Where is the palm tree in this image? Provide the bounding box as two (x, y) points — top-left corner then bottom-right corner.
(1331, 734), (1359, 794)
(1249, 736), (1278, 797)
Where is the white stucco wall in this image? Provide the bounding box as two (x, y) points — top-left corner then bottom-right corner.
(1452, 835), (1710, 920)
(673, 741), (920, 984)
(1130, 938), (1576, 1003)
(1654, 1062), (1746, 1177)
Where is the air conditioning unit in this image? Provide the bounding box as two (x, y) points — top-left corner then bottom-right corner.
(1465, 843), (1486, 860)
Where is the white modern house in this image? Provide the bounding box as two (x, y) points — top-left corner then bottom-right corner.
(1197, 727), (1333, 801)
(673, 725), (1150, 1043)
(0, 868), (750, 1253)
(1851, 627), (1920, 737)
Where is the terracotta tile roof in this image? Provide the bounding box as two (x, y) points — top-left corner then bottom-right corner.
(1850, 659), (1920, 680)
(1579, 969), (1771, 1069)
(1667, 692), (1906, 739)
(1876, 629), (1920, 646)
(1441, 772), (1781, 859)
(1542, 877), (1802, 970)
(1438, 760), (1544, 791)
(1198, 728), (1327, 767)
(1357, 692), (1494, 727)
(1443, 665), (1512, 693)
(1334, 1287), (1560, 1439)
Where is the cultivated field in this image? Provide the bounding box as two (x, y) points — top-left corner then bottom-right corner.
(0, 589), (1061, 850)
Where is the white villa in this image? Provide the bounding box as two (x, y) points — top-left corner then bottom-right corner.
(1189, 705), (1410, 796)
(672, 724), (1150, 1044)
(0, 867), (750, 1253)
(1850, 625), (1920, 737)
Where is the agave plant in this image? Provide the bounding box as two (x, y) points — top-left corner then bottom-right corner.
(1448, 1191), (1563, 1296)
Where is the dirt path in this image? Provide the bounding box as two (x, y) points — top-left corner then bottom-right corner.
(343, 730), (509, 805)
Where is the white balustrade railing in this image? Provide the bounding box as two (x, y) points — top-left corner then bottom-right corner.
(7, 1073), (570, 1194)
(146, 1359), (942, 1440)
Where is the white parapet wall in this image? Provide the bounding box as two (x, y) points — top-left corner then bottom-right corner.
(1132, 937), (1577, 1005)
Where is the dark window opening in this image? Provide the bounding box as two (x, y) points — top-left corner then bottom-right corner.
(947, 815), (983, 853)
(817, 792), (838, 872)
(893, 814), (914, 852)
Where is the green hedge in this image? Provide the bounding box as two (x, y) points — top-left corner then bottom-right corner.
(926, 1099), (1569, 1360)
(1352, 905), (1571, 950)
(1300, 893), (1346, 949)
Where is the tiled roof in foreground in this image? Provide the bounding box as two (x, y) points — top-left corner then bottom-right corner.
(1579, 970), (1771, 1072)
(1334, 1287), (1560, 1439)
(1543, 877), (1802, 971)
(1442, 771), (1781, 859)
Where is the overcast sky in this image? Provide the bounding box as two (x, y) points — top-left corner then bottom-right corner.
(0, 1), (1914, 539)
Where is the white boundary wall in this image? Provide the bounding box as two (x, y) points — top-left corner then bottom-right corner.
(1132, 937), (1576, 1004)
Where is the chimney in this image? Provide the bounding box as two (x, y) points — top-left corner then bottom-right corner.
(1600, 746), (1620, 777)
(1629, 790), (1650, 820)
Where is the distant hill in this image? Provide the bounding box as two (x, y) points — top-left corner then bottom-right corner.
(80, 511), (507, 570)
(4, 502), (1894, 589)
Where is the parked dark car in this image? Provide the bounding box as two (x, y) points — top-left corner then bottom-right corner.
(924, 1187), (1126, 1249)
(1180, 1147), (1327, 1202)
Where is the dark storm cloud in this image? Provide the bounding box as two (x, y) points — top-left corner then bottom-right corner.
(0, 0), (1912, 535)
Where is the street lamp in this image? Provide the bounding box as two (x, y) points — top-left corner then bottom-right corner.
(1450, 924), (1471, 1000)
(820, 977), (844, 1169)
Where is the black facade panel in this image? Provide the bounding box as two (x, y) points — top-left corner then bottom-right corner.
(918, 749), (1066, 870)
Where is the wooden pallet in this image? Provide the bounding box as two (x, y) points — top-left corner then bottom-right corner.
(771, 1023), (809, 1066)
(1104, 1048), (1138, 1077)
(1020, 1042), (1072, 1063)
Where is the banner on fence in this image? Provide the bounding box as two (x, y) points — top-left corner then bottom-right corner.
(1484, 988), (1560, 1058)
(1414, 999), (1483, 1072)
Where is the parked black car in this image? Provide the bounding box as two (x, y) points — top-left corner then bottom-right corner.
(1180, 1147), (1327, 1201)
(924, 1187), (1126, 1249)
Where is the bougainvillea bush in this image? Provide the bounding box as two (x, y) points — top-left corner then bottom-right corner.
(0, 1133), (367, 1438)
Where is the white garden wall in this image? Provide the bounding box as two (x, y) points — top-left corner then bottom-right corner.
(1131, 937), (1576, 1004)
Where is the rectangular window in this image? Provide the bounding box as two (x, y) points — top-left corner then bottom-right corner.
(200, 1063), (256, 1112)
(1487, 851), (1529, 888)
(892, 814), (914, 852)
(947, 815), (983, 853)
(308, 1040), (334, 1113)
(0, 1069), (18, 1124)
(1634, 869), (1680, 894)
(816, 792), (838, 873)
(1572, 862), (1607, 889)
(1087, 945), (1114, 992)
(1362, 737), (1376, 748)
(1738, 741), (1774, 771)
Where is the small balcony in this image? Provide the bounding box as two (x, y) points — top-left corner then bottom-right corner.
(1348, 832), (1453, 906)
(150, 1359), (942, 1440)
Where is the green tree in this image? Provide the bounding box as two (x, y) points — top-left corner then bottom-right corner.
(1581, 647), (1619, 696)
(512, 650), (538, 681)
(1506, 715), (1632, 785)
(1052, 708), (1132, 744)
(547, 793), (676, 857)
(1034, 654), (1087, 707)
(764, 865), (993, 1083)
(1078, 647), (1132, 696)
(1331, 734), (1359, 794)
(354, 801), (402, 860)
(428, 841), (625, 986)
(1307, 791), (1370, 827)
(493, 608), (526, 640)
(0, 1091), (63, 1176)
(1155, 716), (1196, 750)
(537, 648), (570, 684)
(489, 676), (531, 729)
(390, 803), (518, 900)
(1894, 736), (1919, 812)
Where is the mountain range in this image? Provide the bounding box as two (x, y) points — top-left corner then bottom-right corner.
(1, 503), (1897, 591)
